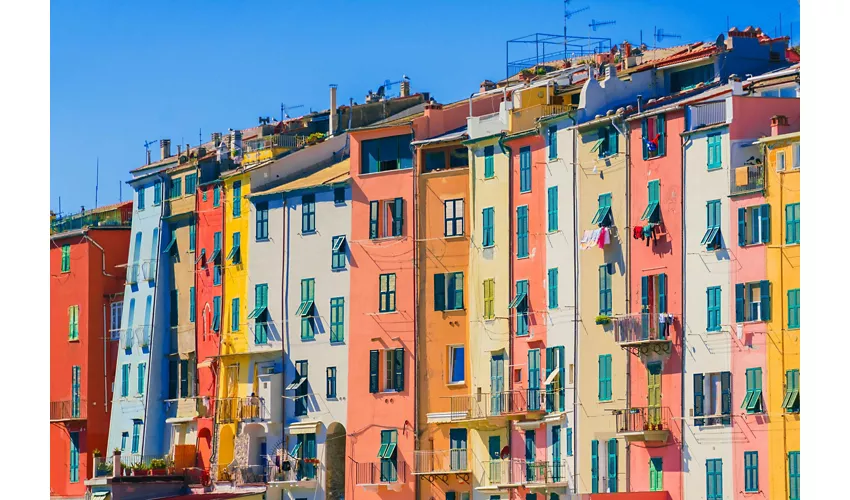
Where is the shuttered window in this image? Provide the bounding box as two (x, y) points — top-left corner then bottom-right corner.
(482, 207), (495, 247)
(483, 279), (495, 320)
(547, 186), (559, 232)
(484, 145), (495, 179)
(61, 245), (71, 272)
(379, 273), (396, 313)
(707, 134), (722, 170)
(548, 126), (558, 160)
(232, 181), (242, 217)
(519, 146), (531, 192)
(517, 206), (529, 257)
(744, 451), (759, 492)
(706, 286), (721, 332)
(330, 297), (345, 342)
(598, 354), (612, 401)
(785, 203), (800, 244)
(548, 268), (559, 309)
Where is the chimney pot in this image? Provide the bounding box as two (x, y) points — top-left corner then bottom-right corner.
(329, 84), (338, 137)
(770, 115), (790, 136)
(399, 78), (411, 98)
(160, 139), (171, 160)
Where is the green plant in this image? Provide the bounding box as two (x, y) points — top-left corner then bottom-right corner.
(595, 315), (611, 325)
(113, 447), (122, 454)
(535, 66), (547, 75)
(93, 448), (102, 457)
(307, 132), (326, 143)
(150, 458), (168, 469)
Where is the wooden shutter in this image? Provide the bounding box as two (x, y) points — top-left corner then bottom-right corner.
(607, 126), (618, 155)
(641, 119), (649, 160)
(394, 348), (405, 391)
(657, 114), (666, 155)
(759, 280), (771, 321)
(720, 371), (732, 425)
(693, 374), (705, 426)
(369, 201), (379, 239)
(737, 208), (747, 246)
(392, 198), (404, 236)
(760, 204), (771, 243)
(641, 276), (649, 310)
(608, 439), (618, 492)
(434, 274), (445, 311)
(369, 350), (379, 393)
(735, 284), (745, 323)
(658, 273), (667, 313)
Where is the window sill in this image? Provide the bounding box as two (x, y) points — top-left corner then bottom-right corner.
(444, 234), (466, 240)
(359, 167), (412, 178)
(68, 338), (80, 343)
(516, 255), (530, 260)
(643, 154), (667, 162)
(547, 229), (561, 235)
(519, 190), (532, 195)
(331, 267), (347, 272)
(256, 238), (270, 243)
(371, 235), (405, 242)
(447, 382), (466, 388)
(706, 329), (723, 335)
(784, 242), (800, 247)
(707, 165), (723, 171)
(301, 230), (317, 236)
(377, 310), (398, 315)
(482, 244), (495, 249)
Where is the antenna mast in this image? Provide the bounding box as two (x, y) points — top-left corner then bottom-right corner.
(95, 157), (99, 208)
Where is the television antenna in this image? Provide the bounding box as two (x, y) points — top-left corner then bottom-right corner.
(143, 139), (158, 164)
(654, 27), (682, 44)
(280, 103), (304, 120)
(258, 116), (272, 125)
(589, 19), (615, 32)
(377, 75), (410, 97)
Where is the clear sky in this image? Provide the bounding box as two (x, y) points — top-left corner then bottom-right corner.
(50, 0), (800, 214)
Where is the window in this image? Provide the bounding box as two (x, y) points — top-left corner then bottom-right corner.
(608, 439), (618, 492)
(330, 297), (344, 342)
(735, 281), (771, 323)
(330, 235), (347, 270)
(121, 432), (128, 451)
(189, 221), (196, 252)
(527, 349), (540, 410)
(598, 354), (612, 401)
(524, 430), (536, 480)
(110, 302), (123, 339)
(378, 430), (399, 481)
(369, 198), (404, 238)
(450, 148), (468, 169)
(137, 363), (146, 395)
(327, 367), (337, 398)
(61, 245), (71, 272)
(170, 289), (179, 327)
(707, 134), (722, 170)
(232, 181), (242, 217)
(213, 185), (221, 207)
(701, 200), (722, 250)
(302, 194), (316, 233)
(137, 187), (145, 211)
(519, 146), (532, 192)
(706, 286), (721, 332)
(566, 428), (573, 456)
(212, 296), (221, 332)
(163, 227), (176, 256)
(170, 177), (182, 199)
(227, 231), (241, 265)
(334, 187), (345, 205)
(591, 193), (613, 227)
(642, 114), (666, 159)
(551, 425), (561, 480)
(250, 284), (269, 344)
(483, 279), (495, 320)
(545, 346), (565, 412)
(121, 363), (130, 397)
(785, 203), (800, 244)
(361, 134), (413, 173)
(547, 186), (559, 232)
(744, 451), (759, 492)
(448, 345), (465, 384)
(185, 173), (197, 195)
(787, 288), (800, 329)
(482, 207), (495, 247)
(591, 440), (599, 493)
(153, 181), (162, 205)
(230, 297), (239, 332)
(444, 199), (464, 237)
(71, 366), (81, 417)
(509, 279), (529, 336)
(370, 348), (404, 393)
(68, 305), (79, 340)
(599, 264), (612, 315)
(69, 431), (80, 483)
(670, 64), (715, 92)
(782, 369), (800, 413)
(741, 367), (763, 414)
(299, 278), (316, 340)
(379, 274), (396, 313)
(517, 205), (529, 258)
(694, 372), (732, 426)
(548, 268), (558, 309)
(292, 360), (309, 416)
(434, 272), (464, 311)
(591, 126), (618, 158)
(788, 451), (800, 500)
(641, 180), (661, 222)
(737, 204), (771, 246)
(706, 458), (723, 500)
(548, 126), (558, 160)
(792, 142), (800, 169)
(256, 201), (269, 240)
(425, 151), (445, 172)
(295, 433), (317, 478)
(213, 232), (222, 286)
(131, 420), (142, 454)
(484, 145), (495, 179)
(649, 457), (662, 492)
(776, 150), (786, 171)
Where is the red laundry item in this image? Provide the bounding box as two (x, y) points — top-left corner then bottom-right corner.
(633, 226), (643, 239)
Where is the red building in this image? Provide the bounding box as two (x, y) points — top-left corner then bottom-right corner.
(50, 202), (131, 498)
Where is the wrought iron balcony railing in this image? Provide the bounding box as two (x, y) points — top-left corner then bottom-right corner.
(216, 397), (269, 423)
(614, 406), (673, 444)
(50, 399), (86, 421)
(730, 163), (765, 196)
(611, 313), (678, 349)
(354, 460), (407, 488)
(413, 449), (469, 475)
(447, 391), (528, 421)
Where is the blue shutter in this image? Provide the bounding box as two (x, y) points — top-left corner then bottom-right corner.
(591, 440), (599, 493)
(608, 439), (618, 492)
(735, 284), (745, 322)
(394, 348), (405, 391)
(369, 201), (379, 239)
(434, 274), (446, 311)
(641, 276), (649, 310)
(657, 114), (666, 156)
(759, 280), (771, 321)
(658, 273), (667, 313)
(760, 204), (771, 243)
(641, 119), (649, 160)
(738, 208), (747, 246)
(393, 198), (404, 236)
(693, 374), (704, 426)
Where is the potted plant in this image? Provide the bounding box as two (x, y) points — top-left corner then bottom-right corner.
(93, 448), (102, 458)
(96, 461), (113, 477)
(595, 315), (611, 325)
(113, 447), (122, 456)
(519, 68), (534, 81)
(149, 458), (168, 476)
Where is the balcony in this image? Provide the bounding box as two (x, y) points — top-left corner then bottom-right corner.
(477, 459), (570, 490)
(168, 397), (214, 422)
(354, 460), (407, 491)
(216, 397), (269, 424)
(614, 407), (672, 444)
(447, 391), (529, 424)
(467, 111), (508, 140)
(267, 459), (319, 488)
(50, 204), (132, 235)
(510, 104), (573, 133)
(413, 449), (469, 477)
(141, 259), (158, 281)
(730, 163), (765, 196)
(134, 325), (151, 348)
(126, 264), (140, 285)
(50, 399), (86, 421)
(525, 460), (571, 488)
(611, 313), (677, 355)
(242, 134), (307, 166)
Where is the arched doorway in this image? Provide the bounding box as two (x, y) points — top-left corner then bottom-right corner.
(217, 425), (235, 481)
(198, 427), (212, 471)
(326, 423), (346, 500)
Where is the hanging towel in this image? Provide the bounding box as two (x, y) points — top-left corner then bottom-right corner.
(580, 229), (593, 249)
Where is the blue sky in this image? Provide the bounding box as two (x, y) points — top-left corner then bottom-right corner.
(50, 0), (800, 213)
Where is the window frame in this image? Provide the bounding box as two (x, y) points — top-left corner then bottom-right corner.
(706, 286), (721, 332)
(548, 268), (559, 309)
(516, 205), (529, 258)
(330, 297), (345, 343)
(255, 201), (269, 241)
(448, 345), (465, 384)
(302, 194), (316, 233)
(781, 369), (800, 413)
(331, 235), (347, 270)
(701, 199), (722, 249)
(483, 278), (495, 320)
(548, 125), (558, 160)
(61, 244), (71, 273)
(598, 354), (612, 401)
(444, 198), (465, 237)
(744, 451), (759, 493)
(547, 186), (559, 232)
(327, 366), (337, 399)
(785, 202), (800, 244)
(598, 264), (612, 315)
(519, 146), (532, 193)
(707, 134), (722, 171)
(741, 367), (764, 414)
(232, 181), (242, 217)
(379, 273), (397, 313)
(483, 145), (495, 179)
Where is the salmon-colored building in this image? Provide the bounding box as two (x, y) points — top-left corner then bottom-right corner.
(50, 202), (131, 497)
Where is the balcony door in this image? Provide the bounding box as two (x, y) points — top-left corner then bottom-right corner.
(488, 435), (501, 483)
(449, 429), (467, 471)
(490, 353), (505, 415)
(647, 363), (662, 426)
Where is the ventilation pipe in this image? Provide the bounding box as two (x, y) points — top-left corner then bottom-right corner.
(160, 139), (171, 160)
(329, 84), (338, 137)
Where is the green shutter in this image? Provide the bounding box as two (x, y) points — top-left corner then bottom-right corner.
(392, 198), (404, 236)
(434, 274), (445, 311)
(760, 204), (771, 243)
(735, 284), (745, 322)
(693, 373), (704, 425)
(548, 126), (558, 160)
(189, 287), (196, 323)
(548, 268), (558, 309)
(484, 145), (495, 179)
(720, 371), (732, 425)
(608, 439), (618, 492)
(591, 440), (599, 493)
(369, 350), (379, 393)
(657, 114), (666, 156)
(394, 348), (405, 391)
(231, 298), (239, 331)
(738, 207), (747, 246)
(658, 273), (667, 313)
(641, 275), (649, 309)
(760, 280), (771, 321)
(641, 119), (649, 160)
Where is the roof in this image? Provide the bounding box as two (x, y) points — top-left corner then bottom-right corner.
(153, 493), (262, 500)
(650, 42), (719, 69)
(754, 131), (800, 145)
(411, 126), (468, 146)
(250, 158), (350, 197)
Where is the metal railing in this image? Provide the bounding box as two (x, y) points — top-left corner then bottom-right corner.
(611, 313), (677, 345)
(50, 205), (132, 235)
(730, 163), (765, 195)
(510, 104), (573, 132)
(526, 460), (571, 485)
(244, 134), (307, 153)
(141, 259), (158, 281)
(267, 458), (320, 482)
(235, 464), (267, 484)
(354, 460), (407, 485)
(126, 264), (140, 285)
(118, 454), (175, 475)
(687, 101), (726, 131)
(615, 406), (673, 434)
(50, 399), (86, 421)
(134, 325), (151, 348)
(121, 328), (134, 349)
(447, 391), (528, 421)
(94, 456), (113, 477)
(216, 397), (268, 423)
(413, 449), (469, 474)
(480, 459), (525, 487)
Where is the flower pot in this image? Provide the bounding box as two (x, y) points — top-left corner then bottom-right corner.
(150, 469), (168, 476)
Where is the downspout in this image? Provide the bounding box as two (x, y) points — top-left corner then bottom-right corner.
(84, 233), (119, 279)
(498, 132), (513, 450)
(622, 113), (631, 492)
(566, 111), (579, 494)
(680, 131), (691, 500)
(104, 302), (109, 413)
(408, 122), (420, 500)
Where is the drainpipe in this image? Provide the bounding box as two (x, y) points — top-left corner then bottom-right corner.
(622, 113), (631, 492)
(497, 132), (513, 453)
(680, 131), (691, 500)
(408, 122), (420, 500)
(566, 111), (580, 493)
(103, 302), (108, 413)
(84, 233), (120, 279)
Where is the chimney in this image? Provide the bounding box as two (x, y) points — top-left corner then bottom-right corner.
(329, 84), (338, 137)
(479, 80), (496, 93)
(146, 149), (151, 165)
(177, 145), (182, 156)
(623, 41), (632, 58)
(160, 139), (171, 160)
(399, 78), (411, 97)
(212, 132), (222, 147)
(186, 144), (190, 155)
(770, 115), (790, 136)
(729, 74), (743, 96)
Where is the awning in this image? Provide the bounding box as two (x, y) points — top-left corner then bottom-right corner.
(591, 206), (612, 226)
(288, 420), (322, 435)
(508, 292), (526, 309)
(164, 237), (177, 253)
(544, 368), (560, 386)
(286, 376), (306, 391)
(92, 492), (110, 499)
(290, 442), (302, 457)
(226, 244), (241, 262)
(295, 300), (314, 317)
(247, 305), (268, 320)
(589, 138), (605, 153)
(700, 226), (720, 247)
(209, 247), (221, 263)
(377, 442), (396, 459)
(640, 201), (660, 222)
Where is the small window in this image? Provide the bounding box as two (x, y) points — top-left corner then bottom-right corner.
(649, 457), (663, 492)
(741, 367), (763, 414)
(547, 268), (558, 309)
(706, 458), (723, 500)
(788, 452), (800, 500)
(548, 125), (558, 160)
(449, 147), (468, 168)
(68, 305), (80, 340)
(482, 207), (495, 247)
(425, 151), (446, 172)
(170, 177), (182, 199)
(434, 272), (464, 311)
(444, 199), (464, 237)
(232, 181), (242, 217)
(302, 194), (316, 233)
(591, 193), (613, 227)
(334, 187), (346, 205)
(701, 200), (722, 250)
(735, 281), (771, 323)
(642, 114), (666, 159)
(590, 126), (618, 158)
(598, 354), (612, 401)
(706, 286), (721, 332)
(547, 186), (558, 232)
(737, 204), (771, 246)
(153, 181), (162, 205)
(327, 367), (337, 399)
(330, 297), (345, 342)
(369, 198), (404, 239)
(213, 185), (221, 207)
(189, 221), (196, 252)
(448, 345), (465, 384)
(787, 288), (800, 329)
(516, 206), (529, 258)
(483, 279), (495, 320)
(298, 278), (316, 340)
(110, 302), (123, 338)
(744, 451), (759, 492)
(185, 173), (197, 195)
(598, 264), (612, 315)
(379, 273), (396, 313)
(519, 147), (532, 192)
(776, 150), (786, 172)
(226, 232), (241, 264)
(693, 371), (732, 426)
(61, 245), (71, 273)
(640, 180), (660, 222)
(510, 280), (529, 336)
(373, 348), (404, 392)
(361, 134), (413, 173)
(707, 134), (722, 170)
(331, 235), (347, 270)
(137, 187), (145, 211)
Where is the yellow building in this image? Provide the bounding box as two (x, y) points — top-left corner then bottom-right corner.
(760, 129), (800, 500)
